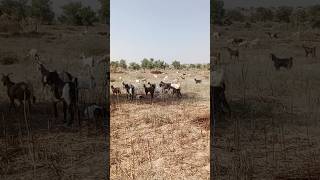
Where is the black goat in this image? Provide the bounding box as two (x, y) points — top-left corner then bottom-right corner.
(159, 81), (171, 93)
(194, 79), (202, 84)
(143, 82), (156, 99)
(212, 82), (231, 118)
(302, 45), (316, 58)
(270, 54), (293, 70)
(46, 71), (77, 127)
(122, 82), (135, 100)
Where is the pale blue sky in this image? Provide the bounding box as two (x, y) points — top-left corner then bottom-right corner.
(110, 0), (210, 64)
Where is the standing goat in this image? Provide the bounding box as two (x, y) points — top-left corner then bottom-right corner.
(225, 47), (239, 61)
(194, 79), (202, 84)
(302, 45), (316, 58)
(111, 85), (121, 95)
(46, 71), (77, 127)
(143, 82), (156, 99)
(122, 82), (135, 100)
(1, 73), (36, 111)
(270, 54), (293, 70)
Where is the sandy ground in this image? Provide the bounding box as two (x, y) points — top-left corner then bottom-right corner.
(110, 69), (210, 179)
(0, 24), (109, 179)
(212, 22), (320, 179)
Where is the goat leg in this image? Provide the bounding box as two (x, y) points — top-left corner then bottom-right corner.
(63, 101), (67, 123)
(53, 102), (58, 118)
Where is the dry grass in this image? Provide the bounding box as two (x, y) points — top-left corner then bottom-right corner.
(110, 69), (210, 179)
(0, 24), (109, 179)
(212, 22), (320, 179)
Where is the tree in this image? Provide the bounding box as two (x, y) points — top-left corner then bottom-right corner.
(211, 0), (225, 25)
(189, 64), (196, 68)
(275, 6), (293, 23)
(172, 60), (181, 69)
(119, 59), (127, 69)
(110, 61), (119, 68)
(0, 0), (30, 20)
(129, 62), (140, 70)
(141, 58), (150, 70)
(98, 0), (109, 24)
(79, 6), (98, 27)
(251, 7), (274, 22)
(31, 0), (55, 25)
(308, 5), (320, 29)
(226, 9), (245, 22)
(59, 2), (97, 26)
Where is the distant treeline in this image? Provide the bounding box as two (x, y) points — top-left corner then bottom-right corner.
(111, 59), (210, 70)
(212, 0), (320, 28)
(0, 0), (109, 25)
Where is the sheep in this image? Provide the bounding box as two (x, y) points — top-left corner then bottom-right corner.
(1, 73), (36, 112)
(194, 78), (202, 84)
(225, 47), (239, 60)
(45, 71), (77, 127)
(302, 45), (316, 58)
(143, 82), (156, 99)
(270, 53), (293, 70)
(111, 85), (121, 95)
(122, 82), (135, 100)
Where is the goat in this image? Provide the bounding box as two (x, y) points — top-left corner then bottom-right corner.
(270, 54), (293, 70)
(266, 32), (279, 39)
(170, 83), (182, 98)
(302, 45), (316, 58)
(212, 52), (221, 65)
(143, 82), (156, 99)
(80, 53), (95, 68)
(122, 82), (135, 100)
(213, 32), (221, 40)
(231, 38), (245, 46)
(211, 68), (230, 117)
(111, 85), (121, 95)
(194, 79), (202, 84)
(225, 47), (239, 60)
(159, 81), (171, 93)
(1, 73), (36, 112)
(46, 71), (77, 127)
(26, 48), (38, 60)
(238, 40), (249, 48)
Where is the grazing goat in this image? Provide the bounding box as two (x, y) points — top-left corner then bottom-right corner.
(266, 32), (279, 39)
(122, 82), (135, 100)
(231, 38), (245, 46)
(46, 71), (77, 127)
(1, 73), (36, 111)
(194, 79), (202, 84)
(143, 82), (156, 99)
(270, 54), (293, 70)
(302, 45), (316, 58)
(111, 85), (121, 95)
(225, 47), (239, 60)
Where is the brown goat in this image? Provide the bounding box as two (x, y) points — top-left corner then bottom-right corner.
(1, 73), (35, 112)
(111, 85), (121, 95)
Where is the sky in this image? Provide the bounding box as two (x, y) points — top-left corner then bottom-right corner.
(223, 0), (320, 8)
(110, 0), (210, 64)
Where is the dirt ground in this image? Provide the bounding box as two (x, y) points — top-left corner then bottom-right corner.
(212, 22), (320, 179)
(110, 69), (210, 179)
(0, 24), (109, 179)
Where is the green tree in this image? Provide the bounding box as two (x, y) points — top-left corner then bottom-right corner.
(141, 58), (150, 69)
(189, 64), (196, 68)
(58, 2), (82, 25)
(31, 0), (54, 24)
(0, 0), (29, 20)
(79, 6), (98, 27)
(119, 59), (127, 69)
(110, 61), (119, 68)
(172, 60), (181, 69)
(308, 5), (320, 29)
(275, 6), (293, 23)
(98, 0), (109, 24)
(211, 0), (225, 25)
(226, 9), (245, 22)
(129, 62), (140, 70)
(251, 7), (274, 22)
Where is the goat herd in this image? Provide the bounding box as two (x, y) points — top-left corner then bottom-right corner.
(0, 50), (108, 128)
(212, 29), (318, 117)
(111, 75), (205, 101)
